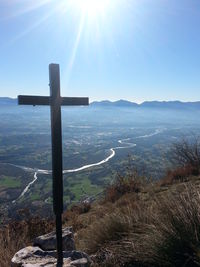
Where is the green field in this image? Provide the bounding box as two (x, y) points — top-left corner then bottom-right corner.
(0, 175), (21, 188)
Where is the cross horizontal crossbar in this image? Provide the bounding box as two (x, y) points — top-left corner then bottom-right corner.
(18, 95), (89, 106)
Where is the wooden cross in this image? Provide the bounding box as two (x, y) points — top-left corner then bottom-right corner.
(18, 64), (89, 266)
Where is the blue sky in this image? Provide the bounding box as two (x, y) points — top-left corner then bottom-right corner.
(0, 0), (200, 102)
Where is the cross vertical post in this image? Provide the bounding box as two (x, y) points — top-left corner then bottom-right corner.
(49, 64), (63, 266)
(18, 63), (89, 267)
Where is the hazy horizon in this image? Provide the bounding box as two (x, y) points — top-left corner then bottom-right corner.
(1, 96), (200, 104)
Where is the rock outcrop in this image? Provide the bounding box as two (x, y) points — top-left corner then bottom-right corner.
(34, 227), (75, 251)
(11, 227), (90, 267)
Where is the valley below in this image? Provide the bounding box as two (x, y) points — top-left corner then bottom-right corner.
(1, 101), (200, 221)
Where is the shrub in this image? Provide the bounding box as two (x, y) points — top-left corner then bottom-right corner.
(160, 164), (199, 186)
(160, 136), (200, 186)
(170, 136), (200, 168)
(104, 169), (143, 203)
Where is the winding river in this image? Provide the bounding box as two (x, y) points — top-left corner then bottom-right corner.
(11, 128), (164, 202)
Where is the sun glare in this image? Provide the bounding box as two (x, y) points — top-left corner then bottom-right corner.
(68, 0), (110, 19)
(58, 0), (115, 83)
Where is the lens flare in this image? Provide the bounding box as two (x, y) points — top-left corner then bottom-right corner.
(67, 0), (110, 19)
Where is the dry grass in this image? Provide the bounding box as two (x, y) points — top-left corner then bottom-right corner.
(63, 202), (92, 231)
(77, 183), (200, 267)
(146, 186), (200, 266)
(2, 178), (200, 267)
(0, 216), (54, 267)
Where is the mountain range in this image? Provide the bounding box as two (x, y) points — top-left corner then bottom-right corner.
(1, 97), (200, 110)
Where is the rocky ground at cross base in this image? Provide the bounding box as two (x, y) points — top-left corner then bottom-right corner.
(11, 227), (91, 267)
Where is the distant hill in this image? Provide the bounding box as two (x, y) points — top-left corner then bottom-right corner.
(90, 99), (138, 108)
(0, 97), (17, 105)
(1, 97), (200, 110)
(90, 100), (200, 110)
(140, 101), (200, 109)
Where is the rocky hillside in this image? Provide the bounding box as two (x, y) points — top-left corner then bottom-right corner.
(66, 173), (200, 267)
(2, 152), (200, 266)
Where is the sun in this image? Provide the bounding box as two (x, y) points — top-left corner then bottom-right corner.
(67, 0), (110, 20)
(58, 0), (114, 80)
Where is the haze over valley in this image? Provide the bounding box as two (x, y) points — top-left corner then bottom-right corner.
(0, 98), (200, 220)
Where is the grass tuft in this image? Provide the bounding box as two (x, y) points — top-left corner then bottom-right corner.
(78, 184), (200, 267)
(0, 216), (54, 267)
